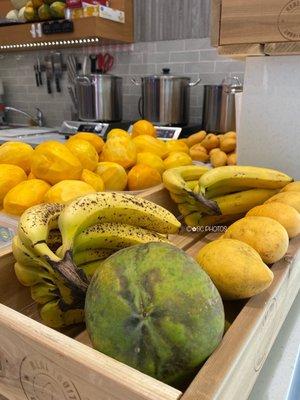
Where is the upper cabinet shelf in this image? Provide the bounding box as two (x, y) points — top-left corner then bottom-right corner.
(0, 0), (133, 52)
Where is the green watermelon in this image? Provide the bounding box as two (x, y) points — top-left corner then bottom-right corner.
(85, 242), (225, 387)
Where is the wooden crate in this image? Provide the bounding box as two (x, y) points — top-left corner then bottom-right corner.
(212, 0), (300, 57)
(0, 186), (300, 400)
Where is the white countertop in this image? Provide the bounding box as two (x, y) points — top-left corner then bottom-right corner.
(249, 293), (300, 400)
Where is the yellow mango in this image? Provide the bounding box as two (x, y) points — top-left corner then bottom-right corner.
(132, 135), (168, 159)
(66, 138), (99, 171)
(136, 152), (165, 175)
(247, 202), (300, 238)
(281, 181), (300, 193)
(31, 141), (82, 185)
(69, 132), (104, 154)
(96, 162), (127, 191)
(163, 152), (193, 170)
(196, 238), (274, 300)
(0, 164), (27, 206)
(101, 137), (136, 169)
(44, 180), (95, 204)
(223, 216), (289, 264)
(186, 131), (207, 148)
(4, 179), (51, 216)
(81, 169), (105, 192)
(0, 141), (33, 173)
(265, 191), (300, 212)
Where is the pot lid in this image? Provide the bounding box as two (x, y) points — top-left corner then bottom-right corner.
(141, 68), (191, 80)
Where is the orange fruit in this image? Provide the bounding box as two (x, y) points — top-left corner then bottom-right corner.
(69, 132), (105, 154)
(31, 141), (82, 185)
(106, 129), (130, 140)
(44, 180), (95, 204)
(127, 164), (162, 191)
(101, 137), (136, 169)
(3, 179), (51, 216)
(81, 169), (105, 192)
(96, 162), (127, 191)
(131, 120), (156, 138)
(163, 152), (193, 169)
(66, 138), (99, 171)
(136, 152), (165, 175)
(0, 141), (34, 174)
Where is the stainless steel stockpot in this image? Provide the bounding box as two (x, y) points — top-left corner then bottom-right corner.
(131, 68), (201, 126)
(75, 74), (122, 122)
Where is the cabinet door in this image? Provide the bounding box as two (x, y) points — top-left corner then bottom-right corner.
(134, 0), (210, 42)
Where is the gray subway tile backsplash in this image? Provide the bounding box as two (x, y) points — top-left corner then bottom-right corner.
(0, 38), (245, 127)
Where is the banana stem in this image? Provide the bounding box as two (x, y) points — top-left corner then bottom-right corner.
(187, 190), (222, 215)
(46, 252), (89, 299)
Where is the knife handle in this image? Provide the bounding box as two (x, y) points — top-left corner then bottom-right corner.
(38, 71), (43, 86)
(55, 76), (61, 93)
(47, 78), (52, 94)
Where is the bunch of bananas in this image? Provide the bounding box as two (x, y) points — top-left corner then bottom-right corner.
(13, 193), (181, 328)
(163, 165), (293, 227)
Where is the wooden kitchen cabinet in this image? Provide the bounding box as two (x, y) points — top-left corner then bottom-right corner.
(0, 0), (133, 52)
(212, 0), (300, 57)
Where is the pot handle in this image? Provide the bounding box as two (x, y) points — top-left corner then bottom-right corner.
(75, 76), (92, 86)
(189, 78), (201, 87)
(138, 97), (143, 117)
(131, 77), (142, 86)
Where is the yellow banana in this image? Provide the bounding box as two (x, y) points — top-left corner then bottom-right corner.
(163, 165), (209, 195)
(169, 192), (189, 204)
(73, 223), (170, 254)
(213, 188), (278, 216)
(31, 282), (59, 304)
(14, 262), (55, 287)
(18, 203), (64, 262)
(73, 248), (114, 267)
(178, 202), (204, 217)
(58, 192), (180, 257)
(185, 180), (199, 190)
(12, 235), (52, 271)
(39, 300), (85, 328)
(184, 213), (244, 228)
(199, 166), (293, 199)
(79, 260), (106, 280)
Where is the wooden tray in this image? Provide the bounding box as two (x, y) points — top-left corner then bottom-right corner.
(0, 186), (300, 400)
(212, 0), (300, 57)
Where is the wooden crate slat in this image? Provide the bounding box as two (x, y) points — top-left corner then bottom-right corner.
(180, 235), (300, 400)
(0, 303), (182, 400)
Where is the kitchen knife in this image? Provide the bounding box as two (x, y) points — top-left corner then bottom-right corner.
(89, 54), (97, 74)
(37, 56), (43, 86)
(44, 55), (53, 95)
(34, 64), (39, 87)
(52, 52), (63, 93)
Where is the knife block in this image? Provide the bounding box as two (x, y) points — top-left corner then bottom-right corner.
(238, 56), (300, 179)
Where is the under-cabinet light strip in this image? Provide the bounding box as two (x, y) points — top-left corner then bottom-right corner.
(0, 37), (100, 50)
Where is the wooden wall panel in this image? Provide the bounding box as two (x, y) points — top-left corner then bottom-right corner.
(220, 0), (300, 45)
(0, 0), (12, 18)
(134, 0), (210, 42)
